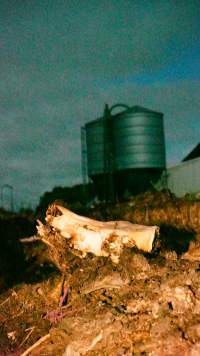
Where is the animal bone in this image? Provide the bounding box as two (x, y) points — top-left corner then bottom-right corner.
(37, 204), (159, 264)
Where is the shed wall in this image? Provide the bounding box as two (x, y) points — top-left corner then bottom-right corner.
(166, 157), (200, 196)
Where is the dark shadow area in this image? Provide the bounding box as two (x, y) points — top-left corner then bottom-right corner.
(0, 211), (58, 292)
(22, 241), (59, 285)
(36, 183), (95, 218)
(158, 225), (196, 255)
(0, 215), (31, 291)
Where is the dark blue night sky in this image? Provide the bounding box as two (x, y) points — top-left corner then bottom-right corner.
(1, 0), (200, 209)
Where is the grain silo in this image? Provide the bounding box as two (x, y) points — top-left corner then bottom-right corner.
(82, 104), (166, 200)
(83, 113), (109, 199)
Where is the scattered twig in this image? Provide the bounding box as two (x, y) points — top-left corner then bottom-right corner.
(0, 296), (10, 307)
(10, 310), (23, 319)
(86, 332), (103, 352)
(20, 236), (41, 243)
(20, 333), (50, 356)
(2, 310), (24, 324)
(40, 237), (55, 248)
(19, 326), (35, 348)
(25, 327), (34, 332)
(59, 274), (69, 307)
(22, 234), (55, 248)
(61, 302), (72, 310)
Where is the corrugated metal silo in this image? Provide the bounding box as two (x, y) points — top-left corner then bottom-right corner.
(85, 118), (105, 176)
(85, 112), (113, 199)
(113, 106), (165, 170)
(112, 105), (166, 197)
(83, 105), (166, 200)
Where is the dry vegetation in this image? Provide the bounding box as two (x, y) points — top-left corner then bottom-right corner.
(1, 190), (200, 355)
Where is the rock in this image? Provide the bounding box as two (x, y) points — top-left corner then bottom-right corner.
(126, 298), (151, 314)
(51, 312), (122, 355)
(130, 253), (150, 272)
(189, 342), (200, 356)
(81, 272), (129, 294)
(185, 324), (200, 343)
(160, 285), (194, 314)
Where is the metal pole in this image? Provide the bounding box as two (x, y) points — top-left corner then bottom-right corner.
(103, 104), (115, 202)
(81, 126), (88, 201)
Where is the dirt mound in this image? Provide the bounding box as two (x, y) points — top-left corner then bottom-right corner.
(1, 191), (200, 355)
(2, 248), (200, 355)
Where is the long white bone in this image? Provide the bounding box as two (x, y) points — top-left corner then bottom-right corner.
(37, 204), (158, 264)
